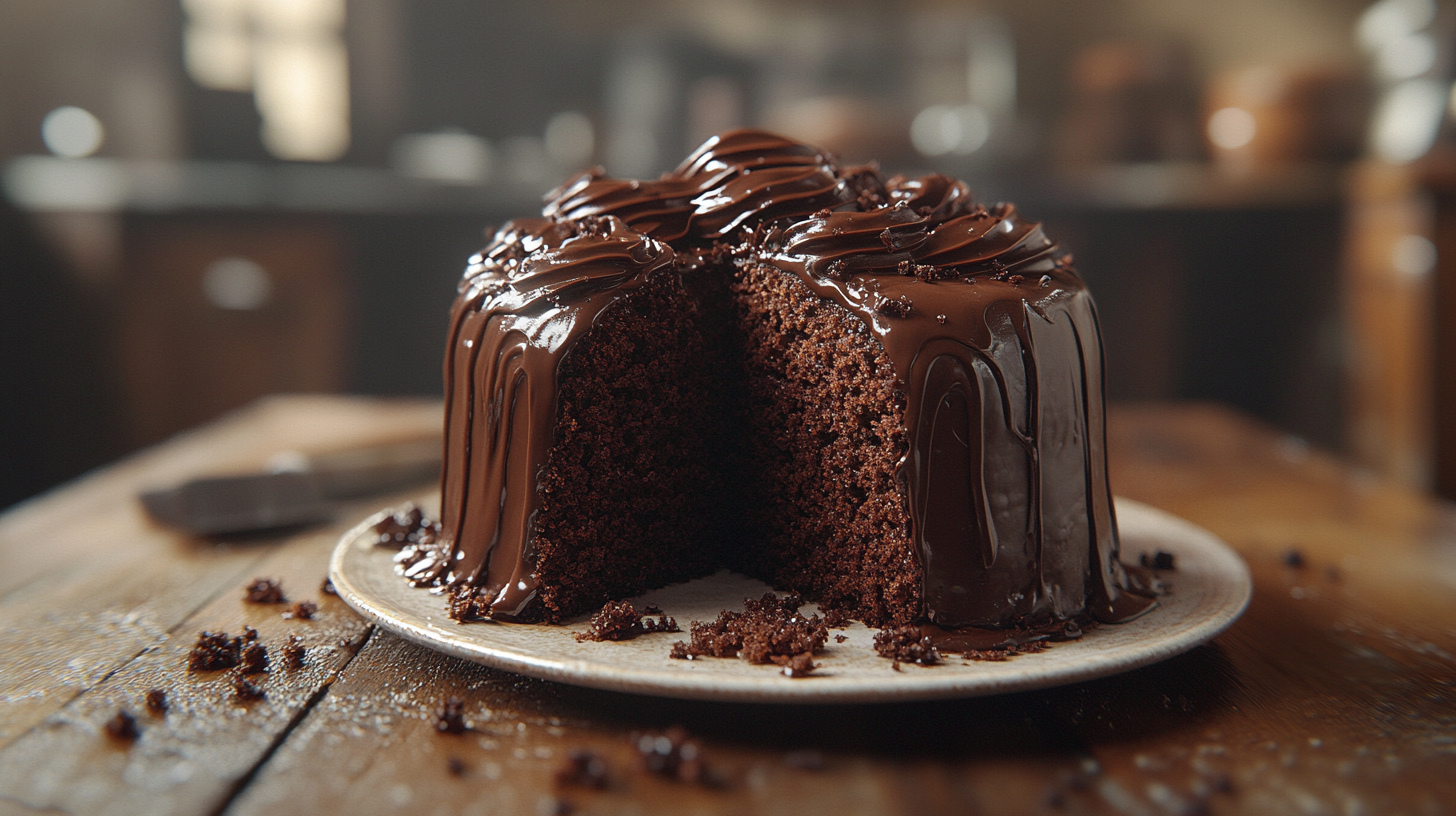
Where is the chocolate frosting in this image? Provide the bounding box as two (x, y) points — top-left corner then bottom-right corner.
(409, 216), (674, 618)
(420, 129), (1155, 626)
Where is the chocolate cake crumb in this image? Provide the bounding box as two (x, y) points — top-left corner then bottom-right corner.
(105, 710), (139, 741)
(447, 756), (467, 777)
(145, 689), (168, 715)
(574, 600), (680, 642)
(244, 578), (287, 604)
(1139, 551), (1176, 571)
(820, 607), (852, 628)
(642, 604), (664, 615)
(875, 294), (913, 318)
(670, 594), (828, 666)
(242, 626), (258, 641)
(373, 503), (441, 548)
(784, 750), (825, 771)
(834, 634), (848, 643)
(555, 748), (610, 789)
(238, 642), (269, 675)
(777, 652), (816, 678)
(633, 726), (714, 785)
(188, 631), (241, 672)
(282, 600), (317, 620)
(232, 675), (265, 702)
(1282, 549), (1306, 568)
(436, 697), (468, 734)
(873, 625), (940, 668)
(281, 635), (306, 670)
(320, 577), (337, 596)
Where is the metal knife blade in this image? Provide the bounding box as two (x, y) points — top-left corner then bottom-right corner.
(140, 436), (441, 535)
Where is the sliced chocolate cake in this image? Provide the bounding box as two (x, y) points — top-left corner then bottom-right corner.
(394, 130), (1157, 630)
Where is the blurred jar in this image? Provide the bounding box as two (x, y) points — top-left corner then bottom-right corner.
(1203, 66), (1369, 169)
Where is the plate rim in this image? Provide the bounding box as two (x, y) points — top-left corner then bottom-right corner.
(329, 497), (1250, 704)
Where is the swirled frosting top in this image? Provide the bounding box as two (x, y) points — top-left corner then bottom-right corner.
(543, 130), (852, 243)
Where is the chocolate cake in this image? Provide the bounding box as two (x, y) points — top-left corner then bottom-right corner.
(395, 129), (1157, 631)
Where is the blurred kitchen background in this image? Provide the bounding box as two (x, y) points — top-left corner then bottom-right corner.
(4, 0), (1456, 508)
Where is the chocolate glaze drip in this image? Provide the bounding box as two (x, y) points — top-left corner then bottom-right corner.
(427, 129), (1155, 627)
(415, 216), (674, 619)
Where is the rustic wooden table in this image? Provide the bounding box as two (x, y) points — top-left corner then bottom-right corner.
(1, 396), (1453, 816)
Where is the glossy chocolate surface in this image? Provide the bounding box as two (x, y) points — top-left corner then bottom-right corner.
(420, 129), (1155, 626)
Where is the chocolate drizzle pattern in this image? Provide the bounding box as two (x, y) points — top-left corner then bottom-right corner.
(423, 129), (1155, 627)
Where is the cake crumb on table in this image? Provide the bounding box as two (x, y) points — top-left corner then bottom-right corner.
(436, 697), (468, 734)
(282, 600), (317, 620)
(187, 631), (241, 672)
(555, 748), (610, 789)
(238, 642), (269, 675)
(105, 710), (138, 741)
(633, 726), (720, 786)
(144, 689), (168, 715)
(280, 635), (306, 670)
(232, 675), (265, 702)
(244, 578), (287, 604)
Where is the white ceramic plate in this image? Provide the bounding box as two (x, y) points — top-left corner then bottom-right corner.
(330, 497), (1249, 703)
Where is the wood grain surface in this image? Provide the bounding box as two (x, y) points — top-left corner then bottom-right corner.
(1, 396), (1453, 816)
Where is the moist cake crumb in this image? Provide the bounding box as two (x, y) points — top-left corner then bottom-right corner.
(668, 593), (827, 666)
(238, 642), (269, 674)
(573, 600), (680, 642)
(244, 578), (287, 604)
(1139, 551), (1176, 571)
(436, 697), (467, 734)
(633, 726), (715, 785)
(232, 675), (265, 702)
(777, 652), (816, 678)
(555, 748), (610, 789)
(145, 689), (168, 715)
(282, 601), (317, 620)
(105, 710), (139, 741)
(374, 503), (440, 548)
(280, 635), (306, 669)
(188, 631), (241, 672)
(873, 625), (940, 668)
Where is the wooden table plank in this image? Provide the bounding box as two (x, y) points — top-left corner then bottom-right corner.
(0, 516), (374, 816)
(0, 396), (438, 755)
(2, 398), (1454, 816)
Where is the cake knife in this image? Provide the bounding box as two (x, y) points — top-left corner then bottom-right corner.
(140, 436), (441, 535)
